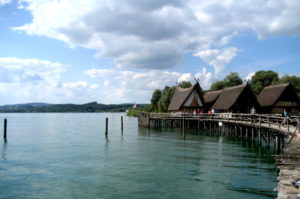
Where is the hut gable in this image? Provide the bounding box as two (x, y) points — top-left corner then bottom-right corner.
(257, 83), (300, 113)
(212, 84), (246, 110)
(168, 82), (204, 111)
(203, 90), (222, 111)
(211, 84), (259, 113)
(184, 89), (203, 107)
(257, 83), (295, 107)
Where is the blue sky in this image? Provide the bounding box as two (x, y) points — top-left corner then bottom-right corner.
(0, 0), (299, 105)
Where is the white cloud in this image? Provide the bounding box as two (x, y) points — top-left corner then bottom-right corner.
(245, 72), (255, 81)
(194, 67), (215, 88)
(85, 68), (213, 103)
(178, 73), (192, 83)
(194, 47), (239, 74)
(0, 57), (66, 84)
(0, 0), (11, 6)
(14, 0), (300, 72)
(0, 57), (99, 104)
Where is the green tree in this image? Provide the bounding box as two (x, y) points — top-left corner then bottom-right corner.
(278, 75), (300, 98)
(210, 72), (243, 91)
(178, 81), (192, 88)
(157, 86), (176, 112)
(210, 80), (227, 91)
(224, 72), (243, 87)
(150, 89), (161, 111)
(250, 70), (279, 94)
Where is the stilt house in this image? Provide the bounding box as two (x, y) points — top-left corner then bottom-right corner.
(257, 83), (300, 114)
(168, 82), (205, 113)
(203, 90), (222, 111)
(212, 84), (260, 113)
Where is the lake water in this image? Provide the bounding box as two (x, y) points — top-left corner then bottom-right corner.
(0, 113), (277, 199)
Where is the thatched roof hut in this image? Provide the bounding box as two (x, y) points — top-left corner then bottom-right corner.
(257, 83), (300, 113)
(212, 84), (259, 113)
(168, 82), (205, 112)
(203, 90), (222, 110)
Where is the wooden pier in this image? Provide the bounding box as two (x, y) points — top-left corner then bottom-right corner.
(138, 112), (300, 199)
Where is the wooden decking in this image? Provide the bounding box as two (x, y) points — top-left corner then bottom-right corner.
(138, 112), (300, 199)
(277, 135), (300, 199)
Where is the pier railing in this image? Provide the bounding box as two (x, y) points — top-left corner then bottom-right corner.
(148, 112), (300, 135)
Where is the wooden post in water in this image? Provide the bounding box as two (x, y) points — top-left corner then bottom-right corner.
(251, 128), (254, 142)
(239, 126), (242, 137)
(4, 118), (7, 141)
(258, 129), (261, 145)
(105, 117), (108, 135)
(121, 116), (123, 132)
(275, 135), (281, 153)
(235, 125), (237, 137)
(281, 134), (285, 149)
(267, 131), (270, 148)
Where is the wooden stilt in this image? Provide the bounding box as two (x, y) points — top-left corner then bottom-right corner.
(258, 129), (261, 145)
(267, 131), (270, 148)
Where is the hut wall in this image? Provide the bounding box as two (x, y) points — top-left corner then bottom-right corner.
(229, 88), (260, 113)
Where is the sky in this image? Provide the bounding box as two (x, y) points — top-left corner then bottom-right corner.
(0, 0), (299, 105)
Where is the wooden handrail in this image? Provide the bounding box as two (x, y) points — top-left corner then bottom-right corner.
(146, 112), (300, 133)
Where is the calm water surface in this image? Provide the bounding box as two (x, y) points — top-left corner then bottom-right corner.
(0, 113), (277, 199)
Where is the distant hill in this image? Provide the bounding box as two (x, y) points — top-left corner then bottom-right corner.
(0, 102), (146, 113)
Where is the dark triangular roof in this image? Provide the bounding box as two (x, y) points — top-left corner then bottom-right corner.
(212, 84), (249, 110)
(168, 82), (204, 111)
(257, 83), (294, 107)
(204, 90), (222, 103)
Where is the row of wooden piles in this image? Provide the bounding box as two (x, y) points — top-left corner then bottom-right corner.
(148, 118), (284, 153)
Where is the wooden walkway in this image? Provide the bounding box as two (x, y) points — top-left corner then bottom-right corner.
(276, 134), (300, 199)
(138, 112), (300, 199)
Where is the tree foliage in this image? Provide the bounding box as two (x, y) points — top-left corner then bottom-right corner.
(157, 86), (176, 112)
(210, 72), (243, 91)
(0, 102), (135, 113)
(178, 81), (192, 88)
(210, 80), (227, 91)
(224, 72), (243, 87)
(150, 89), (161, 111)
(249, 70), (279, 94)
(278, 75), (300, 98)
(148, 81), (192, 112)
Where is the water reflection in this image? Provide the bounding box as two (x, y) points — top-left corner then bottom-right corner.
(1, 141), (7, 160)
(0, 113), (277, 199)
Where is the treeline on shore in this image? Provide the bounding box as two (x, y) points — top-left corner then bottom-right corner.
(0, 102), (136, 113)
(127, 70), (300, 116)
